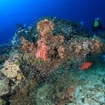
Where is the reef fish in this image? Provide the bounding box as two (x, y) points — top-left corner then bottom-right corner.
(79, 62), (92, 70)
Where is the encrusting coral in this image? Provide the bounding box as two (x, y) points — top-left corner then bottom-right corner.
(1, 59), (25, 86)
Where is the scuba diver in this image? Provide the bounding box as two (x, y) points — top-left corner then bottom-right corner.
(92, 18), (105, 33)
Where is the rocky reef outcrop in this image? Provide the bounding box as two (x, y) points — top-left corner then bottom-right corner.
(0, 17), (105, 105)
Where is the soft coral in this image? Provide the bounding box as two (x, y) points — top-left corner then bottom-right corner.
(35, 38), (49, 61)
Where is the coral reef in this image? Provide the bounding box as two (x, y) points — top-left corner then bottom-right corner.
(19, 19), (105, 77)
(0, 17), (105, 105)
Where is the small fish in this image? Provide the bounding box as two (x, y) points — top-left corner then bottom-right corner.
(79, 62), (92, 70)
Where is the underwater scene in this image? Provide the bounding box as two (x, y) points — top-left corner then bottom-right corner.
(0, 0), (105, 105)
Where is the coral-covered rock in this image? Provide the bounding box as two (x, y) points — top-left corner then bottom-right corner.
(1, 17), (105, 105)
(19, 19), (105, 77)
(1, 60), (25, 85)
(20, 37), (36, 53)
(0, 78), (9, 96)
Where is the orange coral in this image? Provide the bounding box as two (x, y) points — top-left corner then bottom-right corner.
(35, 38), (49, 61)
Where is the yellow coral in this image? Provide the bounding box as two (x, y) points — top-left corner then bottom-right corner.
(1, 60), (25, 85)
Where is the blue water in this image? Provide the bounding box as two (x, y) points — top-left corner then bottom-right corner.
(0, 0), (105, 44)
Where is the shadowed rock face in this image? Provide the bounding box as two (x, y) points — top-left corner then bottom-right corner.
(0, 45), (11, 65)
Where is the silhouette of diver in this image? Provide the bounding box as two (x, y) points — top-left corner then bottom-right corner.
(92, 18), (105, 33)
